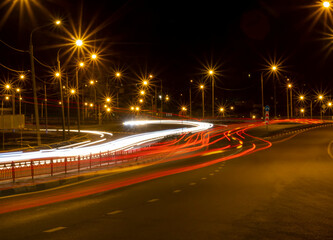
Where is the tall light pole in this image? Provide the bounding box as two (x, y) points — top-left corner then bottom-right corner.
(200, 84), (205, 118)
(289, 84), (293, 118)
(28, 21), (61, 145)
(271, 65), (278, 118)
(286, 84), (290, 119)
(261, 72), (264, 120)
(189, 79), (193, 118)
(75, 39), (83, 132)
(318, 94), (324, 120)
(29, 27), (42, 145)
(56, 49), (66, 140)
(209, 70), (215, 118)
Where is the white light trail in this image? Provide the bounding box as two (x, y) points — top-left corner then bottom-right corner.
(0, 120), (213, 163)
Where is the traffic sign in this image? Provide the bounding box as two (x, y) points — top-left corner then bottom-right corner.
(265, 105), (270, 112)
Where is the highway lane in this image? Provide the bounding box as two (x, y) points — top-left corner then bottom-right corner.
(1, 125), (333, 239)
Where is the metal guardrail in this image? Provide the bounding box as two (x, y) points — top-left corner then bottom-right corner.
(0, 147), (158, 183)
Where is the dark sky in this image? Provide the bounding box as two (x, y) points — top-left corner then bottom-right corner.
(1, 0), (332, 112)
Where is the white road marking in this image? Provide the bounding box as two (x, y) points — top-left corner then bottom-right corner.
(201, 177), (207, 180)
(147, 198), (159, 203)
(44, 227), (67, 233)
(328, 140), (333, 159)
(209, 173), (214, 176)
(189, 182), (197, 186)
(215, 169), (220, 172)
(173, 189), (182, 193)
(107, 210), (123, 215)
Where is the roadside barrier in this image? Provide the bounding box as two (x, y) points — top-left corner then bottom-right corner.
(0, 146), (164, 183)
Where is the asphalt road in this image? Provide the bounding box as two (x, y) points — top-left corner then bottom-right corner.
(1, 125), (333, 239)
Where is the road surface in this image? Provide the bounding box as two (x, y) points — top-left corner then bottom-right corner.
(0, 125), (333, 239)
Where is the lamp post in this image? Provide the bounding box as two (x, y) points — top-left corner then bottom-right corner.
(189, 79), (193, 118)
(29, 27), (42, 145)
(29, 22), (61, 145)
(56, 49), (67, 140)
(289, 84), (293, 118)
(200, 84), (205, 119)
(209, 70), (215, 118)
(271, 65), (278, 118)
(318, 94), (324, 120)
(286, 84), (290, 119)
(261, 72), (264, 119)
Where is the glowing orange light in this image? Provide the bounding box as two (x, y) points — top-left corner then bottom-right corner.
(76, 39), (83, 47)
(323, 1), (330, 8)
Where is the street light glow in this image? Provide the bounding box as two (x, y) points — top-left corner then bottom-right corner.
(76, 39), (83, 47)
(55, 72), (60, 77)
(55, 20), (61, 25)
(272, 65), (277, 71)
(288, 83), (292, 88)
(323, 1), (330, 8)
(200, 84), (204, 89)
(318, 94), (324, 100)
(20, 74), (25, 80)
(299, 95), (304, 100)
(79, 62), (84, 67)
(106, 97), (111, 102)
(5, 84), (11, 90)
(91, 54), (97, 59)
(208, 70), (214, 75)
(116, 72), (121, 77)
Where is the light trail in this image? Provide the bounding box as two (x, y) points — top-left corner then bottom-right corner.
(0, 120), (213, 163)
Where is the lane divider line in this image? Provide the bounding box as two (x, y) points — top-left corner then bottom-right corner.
(107, 210), (123, 215)
(328, 140), (333, 159)
(147, 198), (159, 203)
(44, 227), (67, 233)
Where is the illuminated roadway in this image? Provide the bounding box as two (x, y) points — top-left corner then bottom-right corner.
(0, 124), (333, 239)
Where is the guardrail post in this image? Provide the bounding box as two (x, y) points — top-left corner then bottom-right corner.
(65, 157), (67, 174)
(78, 155), (81, 173)
(31, 160), (34, 181)
(11, 161), (15, 183)
(51, 159), (53, 176)
(90, 153), (92, 169)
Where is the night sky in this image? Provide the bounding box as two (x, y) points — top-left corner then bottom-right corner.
(1, 0), (332, 116)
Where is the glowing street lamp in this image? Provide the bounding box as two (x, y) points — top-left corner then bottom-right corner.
(323, 1), (330, 8)
(140, 90), (145, 96)
(106, 97), (111, 103)
(200, 84), (205, 118)
(219, 107), (225, 117)
(318, 94), (324, 120)
(208, 69), (216, 118)
(19, 74), (25, 80)
(91, 54), (97, 60)
(55, 20), (61, 25)
(286, 83), (293, 118)
(76, 39), (83, 47)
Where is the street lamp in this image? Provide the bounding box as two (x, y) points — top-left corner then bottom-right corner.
(318, 94), (324, 120)
(200, 84), (205, 118)
(271, 65), (278, 118)
(29, 21), (61, 145)
(287, 83), (293, 118)
(323, 1), (330, 8)
(219, 107), (225, 117)
(56, 49), (67, 140)
(208, 69), (215, 118)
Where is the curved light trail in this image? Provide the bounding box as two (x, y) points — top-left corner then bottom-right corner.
(0, 120), (213, 163)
